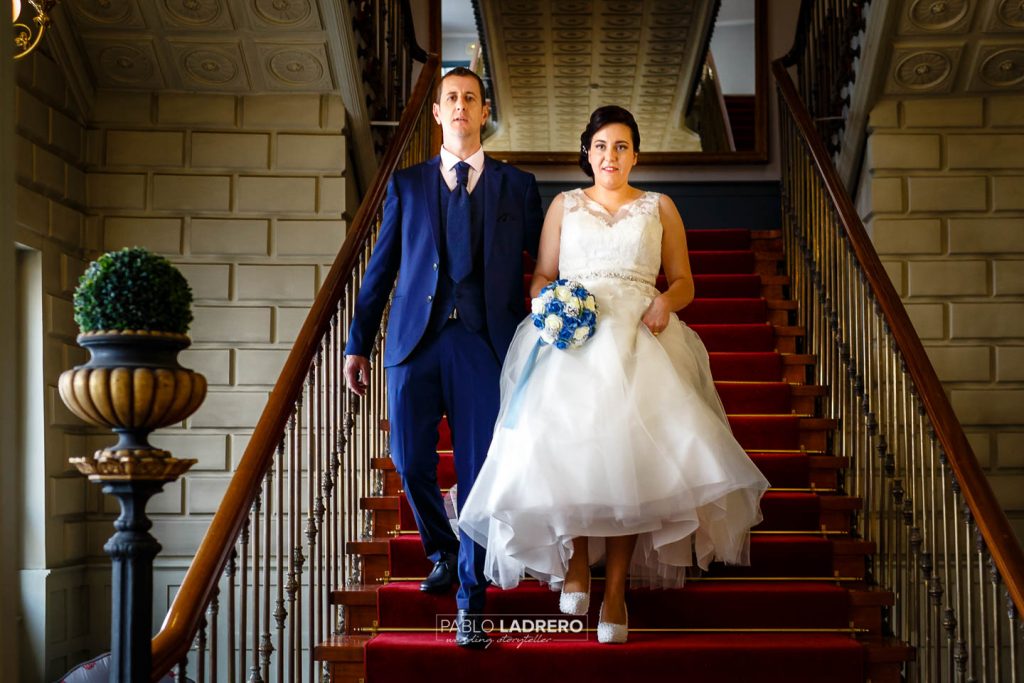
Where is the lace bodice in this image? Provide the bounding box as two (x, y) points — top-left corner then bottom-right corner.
(558, 188), (663, 287)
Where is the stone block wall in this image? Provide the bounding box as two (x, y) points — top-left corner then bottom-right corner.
(12, 48), (95, 681)
(859, 94), (1024, 541)
(81, 91), (353, 642)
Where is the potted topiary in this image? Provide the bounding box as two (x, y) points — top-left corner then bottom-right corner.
(58, 247), (206, 476)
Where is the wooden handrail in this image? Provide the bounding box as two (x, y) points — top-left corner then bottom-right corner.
(772, 57), (1024, 614)
(149, 52), (441, 679)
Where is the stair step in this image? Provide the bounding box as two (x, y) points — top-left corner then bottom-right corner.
(360, 632), (868, 683)
(353, 534), (873, 583)
(689, 250), (757, 274)
(370, 581), (853, 629)
(679, 298), (768, 324)
(368, 491), (859, 536)
(332, 583), (892, 638)
(371, 450), (846, 495)
(686, 228), (752, 251)
(320, 634), (912, 683)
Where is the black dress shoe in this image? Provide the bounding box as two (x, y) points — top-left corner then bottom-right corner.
(454, 609), (489, 649)
(420, 554), (456, 593)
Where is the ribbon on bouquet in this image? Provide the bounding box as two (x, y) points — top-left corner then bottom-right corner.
(500, 338), (545, 429)
(501, 279), (598, 428)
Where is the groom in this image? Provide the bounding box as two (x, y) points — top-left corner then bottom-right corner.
(344, 67), (543, 648)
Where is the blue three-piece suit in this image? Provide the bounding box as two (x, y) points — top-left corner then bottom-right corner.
(346, 154), (543, 610)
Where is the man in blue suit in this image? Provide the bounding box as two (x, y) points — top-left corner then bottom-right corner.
(344, 67), (543, 648)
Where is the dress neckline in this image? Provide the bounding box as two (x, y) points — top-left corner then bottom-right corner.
(579, 188), (648, 218)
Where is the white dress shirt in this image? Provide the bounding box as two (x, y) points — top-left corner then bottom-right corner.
(439, 146), (485, 194)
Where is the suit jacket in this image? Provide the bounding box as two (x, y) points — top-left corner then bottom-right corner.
(346, 154), (543, 367)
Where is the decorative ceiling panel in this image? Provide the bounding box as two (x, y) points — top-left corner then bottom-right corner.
(884, 0), (1024, 96)
(479, 0), (716, 152)
(62, 0), (336, 93)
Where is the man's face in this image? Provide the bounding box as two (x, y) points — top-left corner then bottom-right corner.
(432, 74), (489, 146)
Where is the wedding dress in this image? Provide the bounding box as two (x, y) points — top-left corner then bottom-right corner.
(458, 188), (770, 590)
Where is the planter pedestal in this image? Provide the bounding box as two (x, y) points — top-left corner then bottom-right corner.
(59, 332), (205, 683)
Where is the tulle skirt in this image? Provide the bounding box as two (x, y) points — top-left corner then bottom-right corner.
(457, 278), (770, 590)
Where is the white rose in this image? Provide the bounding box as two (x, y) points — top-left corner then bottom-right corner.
(544, 314), (563, 332)
(565, 296), (581, 311)
(585, 295), (597, 311)
(542, 290), (555, 303)
(530, 298), (545, 315)
(554, 285), (571, 301)
(573, 326), (590, 341)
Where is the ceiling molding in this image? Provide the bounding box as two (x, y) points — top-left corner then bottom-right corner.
(57, 0), (339, 94)
(319, 0), (378, 192)
(47, 5), (97, 117)
(881, 0), (1024, 96)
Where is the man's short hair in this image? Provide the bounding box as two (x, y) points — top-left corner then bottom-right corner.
(436, 66), (487, 104)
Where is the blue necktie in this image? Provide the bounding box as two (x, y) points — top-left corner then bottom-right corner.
(446, 161), (472, 283)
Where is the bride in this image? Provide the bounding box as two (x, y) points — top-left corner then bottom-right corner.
(457, 105), (769, 644)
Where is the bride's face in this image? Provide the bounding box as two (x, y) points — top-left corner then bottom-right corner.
(587, 123), (638, 188)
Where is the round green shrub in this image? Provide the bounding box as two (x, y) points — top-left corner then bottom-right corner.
(74, 247), (193, 334)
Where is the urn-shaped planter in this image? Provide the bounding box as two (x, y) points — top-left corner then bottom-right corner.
(59, 330), (207, 472)
(58, 247), (205, 478)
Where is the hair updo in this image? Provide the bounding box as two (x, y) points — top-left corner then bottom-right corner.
(578, 105), (641, 178)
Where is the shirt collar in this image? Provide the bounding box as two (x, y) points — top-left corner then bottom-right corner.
(440, 145), (485, 174)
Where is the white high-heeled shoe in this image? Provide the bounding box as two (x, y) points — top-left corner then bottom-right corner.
(558, 574), (591, 616)
(597, 601), (628, 644)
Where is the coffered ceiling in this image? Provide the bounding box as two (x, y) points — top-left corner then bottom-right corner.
(60, 0), (336, 93)
(477, 0), (718, 152)
(883, 0), (1024, 94)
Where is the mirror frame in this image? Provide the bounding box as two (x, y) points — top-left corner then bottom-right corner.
(484, 0), (768, 165)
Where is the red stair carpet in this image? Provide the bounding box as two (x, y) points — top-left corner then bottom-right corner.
(324, 227), (911, 682)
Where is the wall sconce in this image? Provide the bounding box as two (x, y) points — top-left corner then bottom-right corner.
(12, 0), (56, 60)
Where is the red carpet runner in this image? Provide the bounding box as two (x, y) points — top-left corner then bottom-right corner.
(324, 228), (911, 682)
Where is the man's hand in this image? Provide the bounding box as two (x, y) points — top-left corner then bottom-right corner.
(344, 355), (371, 396)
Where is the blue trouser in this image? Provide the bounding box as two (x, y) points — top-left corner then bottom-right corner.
(386, 318), (500, 611)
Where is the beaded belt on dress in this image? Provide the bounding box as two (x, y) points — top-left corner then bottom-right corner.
(562, 270), (656, 287)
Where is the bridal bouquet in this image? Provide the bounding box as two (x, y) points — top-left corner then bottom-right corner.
(503, 280), (598, 428)
(530, 279), (598, 349)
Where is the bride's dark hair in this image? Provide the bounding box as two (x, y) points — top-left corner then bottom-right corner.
(579, 106), (641, 177)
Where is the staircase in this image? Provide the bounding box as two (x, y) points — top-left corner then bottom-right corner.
(317, 225), (915, 682)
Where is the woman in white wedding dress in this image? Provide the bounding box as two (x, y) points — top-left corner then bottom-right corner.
(458, 106), (770, 644)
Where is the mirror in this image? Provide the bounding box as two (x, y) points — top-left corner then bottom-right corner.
(442, 0), (768, 164)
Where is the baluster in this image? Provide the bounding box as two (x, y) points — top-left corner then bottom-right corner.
(307, 362), (319, 683)
(248, 494), (261, 682)
(289, 405), (303, 683)
(976, 525), (989, 682)
(275, 438), (287, 683)
(226, 549), (237, 683)
(950, 476), (967, 682)
(316, 348), (327, 664)
(295, 387), (307, 681)
(938, 450), (956, 680)
(990, 556), (1003, 682)
(346, 284), (361, 587)
(324, 326), (337, 638)
(208, 592), (219, 683)
(196, 615), (207, 683)
(965, 508), (977, 683)
(239, 515), (250, 679)
(1008, 591), (1019, 682)
(262, 462), (274, 680)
